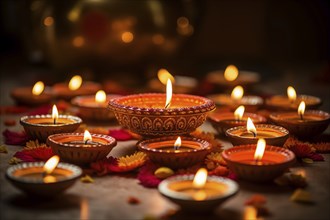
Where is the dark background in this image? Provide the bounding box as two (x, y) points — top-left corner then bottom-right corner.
(1, 0), (329, 108)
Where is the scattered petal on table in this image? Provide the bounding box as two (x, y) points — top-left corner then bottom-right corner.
(137, 162), (162, 188)
(14, 146), (54, 162)
(3, 129), (29, 146)
(0, 145), (8, 153)
(108, 129), (135, 141)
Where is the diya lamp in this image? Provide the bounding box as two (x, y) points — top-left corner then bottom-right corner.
(11, 81), (53, 106)
(269, 101), (330, 139)
(226, 118), (289, 146)
(266, 86), (322, 111)
(208, 105), (267, 135)
(148, 68), (198, 94)
(6, 155), (82, 197)
(208, 85), (263, 112)
(47, 130), (117, 165)
(71, 90), (121, 121)
(206, 64), (260, 88)
(158, 168), (239, 212)
(109, 76), (215, 137)
(137, 136), (211, 169)
(222, 139), (296, 182)
(20, 105), (82, 142)
(53, 75), (101, 100)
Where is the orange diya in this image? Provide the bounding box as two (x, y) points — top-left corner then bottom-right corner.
(226, 118), (289, 146)
(53, 75), (101, 100)
(222, 139), (296, 182)
(20, 105), (82, 142)
(137, 136), (211, 169)
(11, 81), (53, 106)
(71, 90), (121, 121)
(6, 155), (82, 197)
(269, 101), (330, 139)
(208, 105), (267, 135)
(47, 130), (117, 165)
(266, 86), (322, 111)
(158, 168), (239, 212)
(109, 78), (215, 137)
(208, 85), (263, 112)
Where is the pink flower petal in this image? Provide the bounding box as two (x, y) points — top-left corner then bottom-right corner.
(108, 129), (134, 141)
(14, 147), (53, 162)
(137, 162), (162, 188)
(309, 153), (324, 161)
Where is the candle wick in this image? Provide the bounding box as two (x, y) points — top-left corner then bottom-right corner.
(85, 140), (89, 145)
(165, 103), (170, 109)
(252, 131), (257, 138)
(53, 118), (56, 124)
(300, 113), (304, 121)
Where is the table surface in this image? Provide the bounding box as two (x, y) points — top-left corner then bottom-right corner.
(0, 114), (329, 220)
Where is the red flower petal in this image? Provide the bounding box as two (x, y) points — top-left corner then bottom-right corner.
(137, 162), (162, 188)
(14, 147), (54, 162)
(3, 129), (29, 146)
(90, 157), (119, 176)
(108, 129), (134, 141)
(308, 153), (324, 161)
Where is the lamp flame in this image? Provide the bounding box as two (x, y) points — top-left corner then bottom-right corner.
(247, 117), (257, 137)
(244, 206), (257, 220)
(231, 85), (244, 101)
(157, 69), (175, 85)
(174, 136), (181, 150)
(52, 105), (58, 124)
(298, 101), (305, 120)
(193, 168), (207, 189)
(287, 86), (297, 103)
(95, 90), (106, 103)
(165, 78), (172, 109)
(43, 155), (60, 175)
(32, 81), (44, 96)
(234, 105), (245, 121)
(254, 138), (266, 161)
(68, 75), (82, 91)
(84, 130), (92, 144)
(224, 65), (239, 81)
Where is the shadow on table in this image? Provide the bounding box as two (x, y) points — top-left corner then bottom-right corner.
(167, 207), (240, 220)
(6, 193), (81, 210)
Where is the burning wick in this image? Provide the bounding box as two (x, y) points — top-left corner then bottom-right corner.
(247, 117), (257, 138)
(42, 155), (60, 182)
(174, 136), (181, 150)
(165, 78), (172, 109)
(298, 101), (305, 121)
(84, 130), (92, 145)
(254, 139), (266, 164)
(52, 105), (58, 125)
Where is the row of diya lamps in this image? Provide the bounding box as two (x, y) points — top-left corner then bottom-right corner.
(6, 70), (330, 213)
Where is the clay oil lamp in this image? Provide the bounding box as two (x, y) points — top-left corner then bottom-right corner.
(208, 85), (263, 112)
(6, 155), (82, 197)
(148, 68), (198, 94)
(266, 86), (322, 111)
(269, 101), (330, 139)
(137, 136), (211, 169)
(47, 130), (117, 165)
(222, 139), (296, 182)
(20, 105), (82, 142)
(158, 168), (239, 212)
(208, 105), (267, 135)
(109, 77), (215, 137)
(11, 81), (53, 106)
(206, 65), (260, 88)
(71, 90), (120, 121)
(226, 118), (289, 146)
(53, 75), (101, 100)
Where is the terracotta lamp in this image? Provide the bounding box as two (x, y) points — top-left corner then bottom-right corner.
(6, 155), (82, 197)
(11, 81), (53, 106)
(109, 79), (215, 137)
(158, 168), (239, 212)
(71, 90), (120, 121)
(137, 136), (211, 169)
(222, 139), (296, 182)
(47, 130), (117, 165)
(269, 101), (330, 139)
(266, 86), (322, 111)
(225, 118), (289, 146)
(20, 105), (82, 142)
(208, 85), (263, 112)
(53, 75), (101, 100)
(208, 105), (267, 135)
